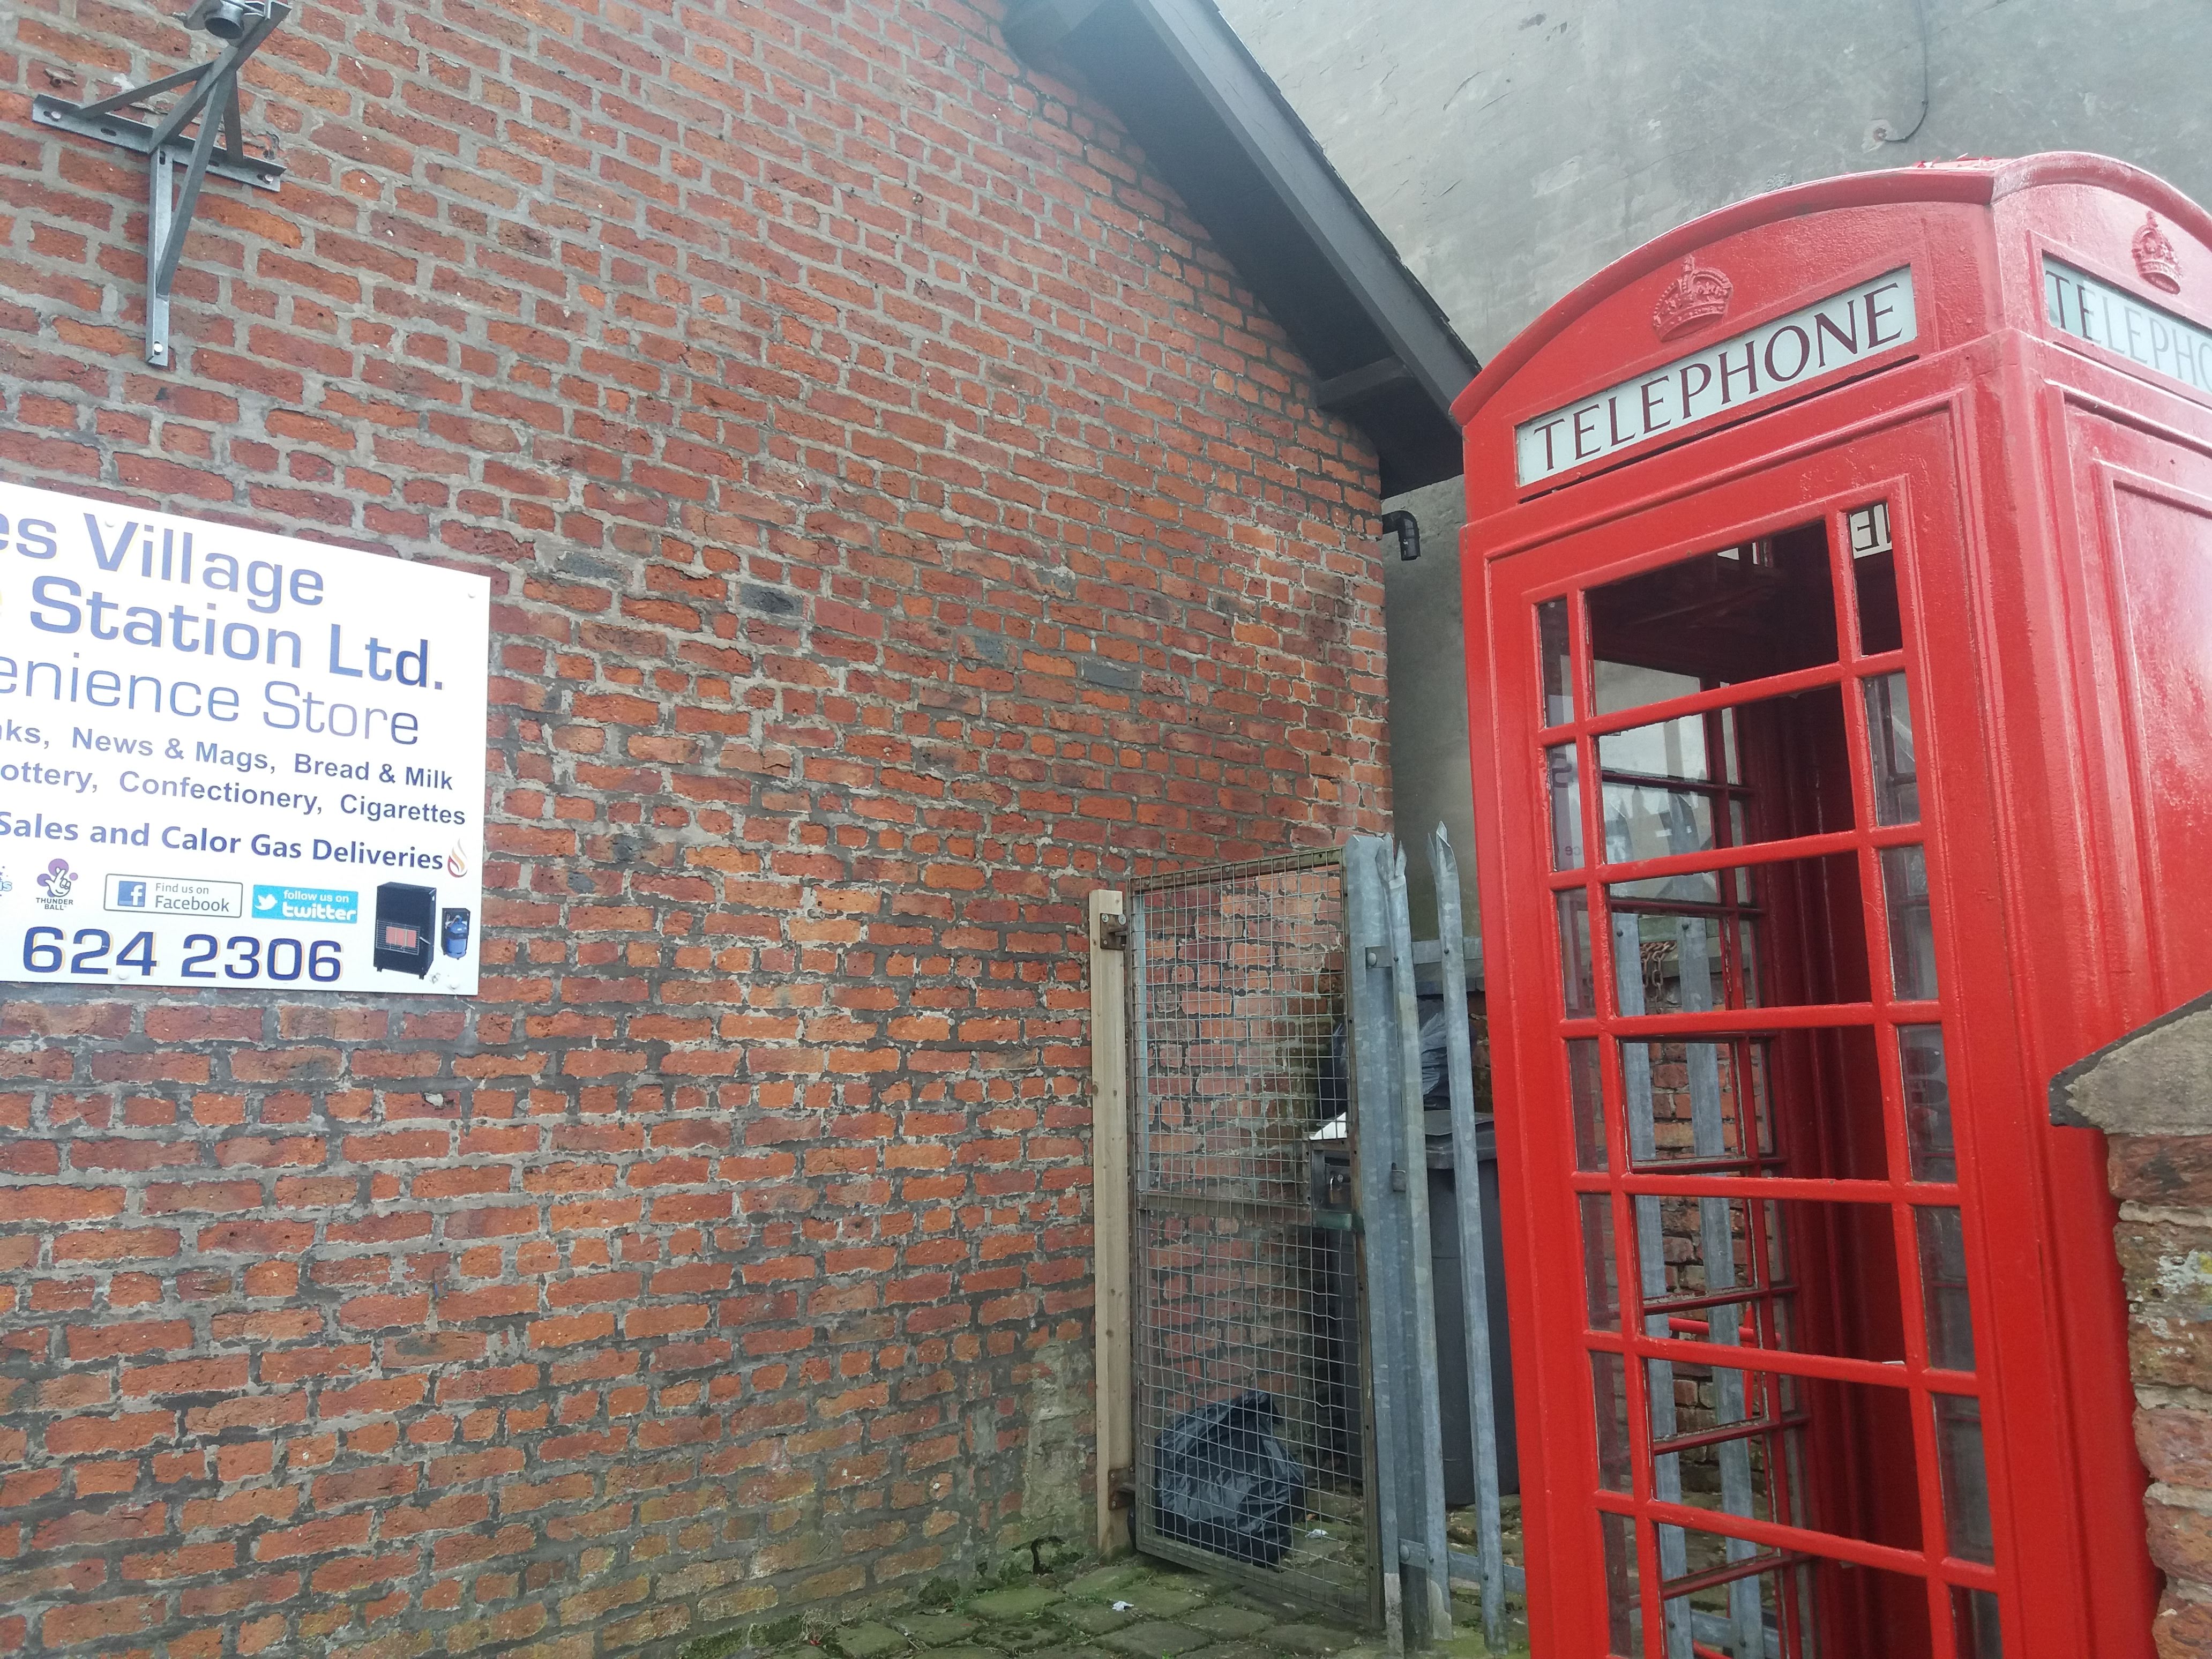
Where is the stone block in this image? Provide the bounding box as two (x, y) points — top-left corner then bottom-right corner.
(2113, 1135), (2212, 1206)
(2148, 1497), (2212, 1582)
(2156, 1590), (2212, 1659)
(2141, 1407), (2212, 1488)
(973, 1587), (1064, 1621)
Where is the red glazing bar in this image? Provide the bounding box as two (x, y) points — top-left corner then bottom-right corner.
(1645, 1280), (1799, 1317)
(1652, 1410), (1812, 1457)
(1605, 1004), (1884, 1037)
(1660, 1548), (1802, 1600)
(1535, 649), (1908, 742)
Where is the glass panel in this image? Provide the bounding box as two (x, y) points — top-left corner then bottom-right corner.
(1850, 500), (1905, 656)
(1918, 1205), (1975, 1370)
(1645, 1359), (1922, 1550)
(1600, 702), (1728, 787)
(1881, 843), (1939, 1000)
(1540, 596), (1575, 727)
(1598, 1510), (1642, 1658)
(1570, 1038), (1608, 1171)
(1657, 1553), (1827, 1659)
(1610, 851), (1870, 1011)
(1621, 1038), (1773, 1169)
(1935, 1393), (1995, 1564)
(1637, 1195), (1907, 1363)
(1600, 686), (1851, 865)
(1846, 500), (1893, 560)
(1560, 888), (1595, 1015)
(1588, 517), (1839, 719)
(1583, 1193), (1621, 1330)
(1863, 670), (1919, 824)
(1621, 1027), (1887, 1180)
(1900, 1024), (1957, 1182)
(1953, 1586), (2004, 1658)
(1550, 743), (1586, 869)
(1593, 1350), (1632, 1492)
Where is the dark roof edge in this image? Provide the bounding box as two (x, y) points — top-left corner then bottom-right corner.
(1007, 0), (1477, 495)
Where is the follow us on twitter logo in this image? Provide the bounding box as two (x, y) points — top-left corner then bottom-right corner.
(252, 885), (360, 924)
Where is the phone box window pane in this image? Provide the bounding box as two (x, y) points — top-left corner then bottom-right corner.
(1881, 843), (1939, 1000)
(1621, 1026), (1886, 1182)
(1936, 1392), (1996, 1564)
(1550, 743), (1585, 869)
(1864, 670), (1919, 825)
(1851, 500), (1905, 656)
(1600, 686), (1851, 862)
(1583, 1193), (1621, 1330)
(1918, 1205), (1976, 1371)
(1610, 850), (1870, 1011)
(1647, 1358), (1922, 1551)
(1560, 888), (1596, 1015)
(1540, 596), (1575, 727)
(1636, 1194), (1907, 1363)
(1588, 518), (1838, 720)
(1593, 1350), (1631, 1492)
(1599, 1511), (1641, 1657)
(1570, 1038), (1608, 1171)
(1953, 1587), (2004, 1658)
(1900, 1024), (1957, 1182)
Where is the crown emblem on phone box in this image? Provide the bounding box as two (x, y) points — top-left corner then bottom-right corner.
(1653, 257), (1735, 340)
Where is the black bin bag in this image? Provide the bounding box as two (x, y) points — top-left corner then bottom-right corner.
(1151, 1388), (1307, 1568)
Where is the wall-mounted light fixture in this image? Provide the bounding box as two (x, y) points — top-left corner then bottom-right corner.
(31, 0), (291, 367)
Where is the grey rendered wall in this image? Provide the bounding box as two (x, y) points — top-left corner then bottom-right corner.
(1271, 0), (2209, 928)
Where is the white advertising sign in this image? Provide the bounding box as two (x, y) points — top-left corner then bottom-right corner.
(0, 482), (489, 995)
(1514, 267), (1917, 485)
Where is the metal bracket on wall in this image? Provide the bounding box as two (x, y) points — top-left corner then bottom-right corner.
(32, 0), (291, 368)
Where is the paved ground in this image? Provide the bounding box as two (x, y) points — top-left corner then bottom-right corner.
(678, 1531), (1532, 1659)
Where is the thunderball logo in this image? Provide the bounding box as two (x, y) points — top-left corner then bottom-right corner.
(35, 858), (77, 911)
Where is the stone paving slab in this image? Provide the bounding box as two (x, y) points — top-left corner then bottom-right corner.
(1058, 1603), (1141, 1636)
(1180, 1606), (1274, 1640)
(996, 1626), (1070, 1654)
(1100, 1620), (1210, 1658)
(734, 1530), (1530, 1659)
(1118, 1581), (1208, 1619)
(832, 1624), (912, 1659)
(1260, 1624), (1356, 1656)
(1065, 1564), (1148, 1601)
(899, 1615), (980, 1647)
(974, 1588), (1066, 1622)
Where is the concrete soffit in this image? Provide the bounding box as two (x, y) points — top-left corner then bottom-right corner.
(1005, 0), (1479, 497)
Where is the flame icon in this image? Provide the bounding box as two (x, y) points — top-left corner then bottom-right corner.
(446, 841), (468, 879)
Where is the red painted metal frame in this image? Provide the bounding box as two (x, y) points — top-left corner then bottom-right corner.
(1456, 155), (2212, 1659)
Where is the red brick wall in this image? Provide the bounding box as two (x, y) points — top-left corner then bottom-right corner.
(0, 0), (1389, 1650)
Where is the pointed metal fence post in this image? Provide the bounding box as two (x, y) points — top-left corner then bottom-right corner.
(1345, 835), (1409, 1651)
(1431, 825), (1508, 1651)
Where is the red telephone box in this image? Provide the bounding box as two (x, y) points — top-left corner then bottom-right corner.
(1456, 154), (2212, 1659)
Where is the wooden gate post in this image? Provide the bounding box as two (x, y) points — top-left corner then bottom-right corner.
(1089, 887), (1131, 1556)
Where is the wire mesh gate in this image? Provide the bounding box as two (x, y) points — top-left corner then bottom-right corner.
(1127, 849), (1371, 1620)
(1123, 836), (1513, 1648)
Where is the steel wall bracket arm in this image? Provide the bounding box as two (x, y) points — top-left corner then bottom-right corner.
(31, 1), (290, 368)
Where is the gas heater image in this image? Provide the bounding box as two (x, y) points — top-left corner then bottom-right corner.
(373, 883), (437, 977)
